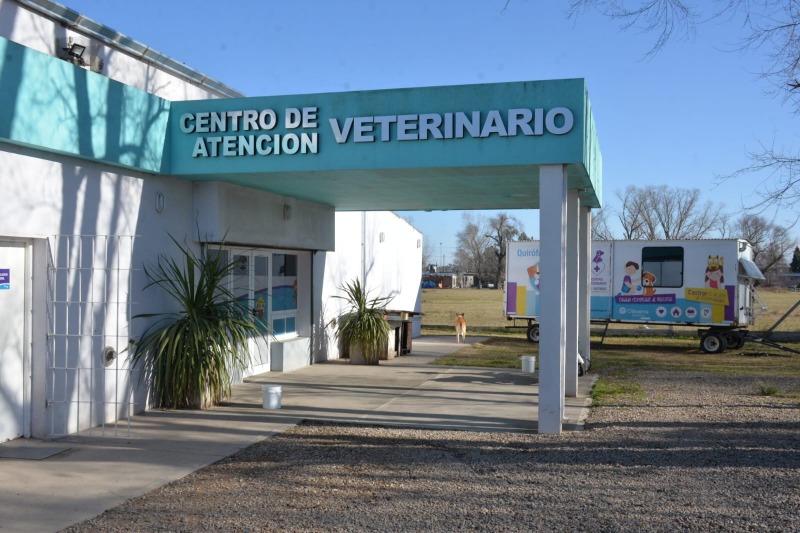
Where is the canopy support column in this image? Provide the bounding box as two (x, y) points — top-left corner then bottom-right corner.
(565, 191), (580, 397)
(579, 206), (592, 372)
(538, 164), (567, 434)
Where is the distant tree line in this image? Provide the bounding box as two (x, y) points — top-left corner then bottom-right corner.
(593, 185), (796, 285)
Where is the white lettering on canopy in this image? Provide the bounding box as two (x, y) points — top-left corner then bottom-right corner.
(327, 108), (573, 143)
(182, 106), (573, 158)
(181, 108), (315, 134)
(191, 133), (319, 158)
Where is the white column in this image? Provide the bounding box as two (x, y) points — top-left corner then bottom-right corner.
(579, 207), (592, 371)
(565, 191), (580, 397)
(538, 164), (567, 434)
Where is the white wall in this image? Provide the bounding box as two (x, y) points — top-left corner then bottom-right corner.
(316, 212), (423, 361)
(0, 143), (207, 436)
(0, 0), (232, 101)
(194, 182), (335, 251)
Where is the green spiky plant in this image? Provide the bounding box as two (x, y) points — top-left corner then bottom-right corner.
(332, 278), (391, 365)
(132, 237), (262, 409)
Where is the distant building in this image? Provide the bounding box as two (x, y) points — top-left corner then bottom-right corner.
(422, 272), (474, 288)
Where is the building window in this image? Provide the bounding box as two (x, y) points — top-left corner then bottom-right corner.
(210, 247), (298, 338)
(642, 246), (684, 288)
(271, 253), (298, 336)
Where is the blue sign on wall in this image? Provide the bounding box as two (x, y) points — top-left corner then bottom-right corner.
(0, 268), (9, 290)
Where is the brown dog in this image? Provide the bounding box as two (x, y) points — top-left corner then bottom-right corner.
(455, 313), (467, 343)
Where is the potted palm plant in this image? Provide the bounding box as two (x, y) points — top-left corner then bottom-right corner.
(131, 237), (263, 409)
(332, 278), (391, 365)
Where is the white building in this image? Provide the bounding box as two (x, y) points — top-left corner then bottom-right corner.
(0, 0), (422, 441)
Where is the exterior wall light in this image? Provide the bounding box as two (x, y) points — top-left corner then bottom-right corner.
(283, 204), (292, 220)
(65, 42), (86, 60)
(58, 38), (91, 68)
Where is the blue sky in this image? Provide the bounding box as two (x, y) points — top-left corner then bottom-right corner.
(64, 0), (797, 265)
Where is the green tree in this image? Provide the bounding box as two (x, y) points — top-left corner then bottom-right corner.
(790, 246), (800, 273)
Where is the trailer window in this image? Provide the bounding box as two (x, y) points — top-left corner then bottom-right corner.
(642, 246), (683, 288)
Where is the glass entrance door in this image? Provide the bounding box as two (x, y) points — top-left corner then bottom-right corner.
(229, 248), (298, 338)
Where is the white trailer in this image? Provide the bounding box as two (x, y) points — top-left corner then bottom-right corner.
(504, 239), (766, 353)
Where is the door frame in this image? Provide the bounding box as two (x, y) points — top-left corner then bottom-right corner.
(0, 238), (33, 440)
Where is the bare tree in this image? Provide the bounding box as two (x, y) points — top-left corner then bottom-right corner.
(736, 214), (795, 282)
(454, 213), (490, 287)
(568, 1), (698, 59)
(568, 1), (800, 213)
(614, 185), (726, 239)
(715, 211), (734, 238)
(651, 186), (726, 239)
(591, 204), (616, 240)
(616, 186), (655, 239)
(421, 238), (433, 271)
(485, 212), (523, 287)
(721, 143), (800, 219)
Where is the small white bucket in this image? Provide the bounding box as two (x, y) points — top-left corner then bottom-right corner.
(262, 385), (282, 409)
(521, 355), (536, 373)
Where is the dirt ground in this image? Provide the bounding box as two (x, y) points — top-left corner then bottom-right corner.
(62, 370), (800, 533)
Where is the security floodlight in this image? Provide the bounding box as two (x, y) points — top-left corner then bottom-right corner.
(65, 42), (86, 59)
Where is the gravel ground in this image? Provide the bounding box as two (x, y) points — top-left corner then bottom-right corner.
(63, 371), (800, 533)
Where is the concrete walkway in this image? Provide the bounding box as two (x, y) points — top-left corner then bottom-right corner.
(0, 336), (595, 532)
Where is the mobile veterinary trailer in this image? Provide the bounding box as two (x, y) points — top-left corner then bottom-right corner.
(504, 240), (766, 353)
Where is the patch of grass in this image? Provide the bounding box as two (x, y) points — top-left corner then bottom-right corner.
(591, 337), (800, 378)
(425, 333), (800, 406)
(590, 378), (644, 406)
(420, 286), (800, 333)
(430, 337), (534, 368)
(430, 334), (800, 377)
(420, 287), (800, 410)
(752, 287), (800, 333)
(752, 382), (800, 399)
(421, 288), (509, 327)
(421, 325), (526, 338)
(755, 381), (779, 396)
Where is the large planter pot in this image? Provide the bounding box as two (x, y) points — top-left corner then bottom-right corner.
(332, 279), (392, 366)
(348, 343), (381, 365)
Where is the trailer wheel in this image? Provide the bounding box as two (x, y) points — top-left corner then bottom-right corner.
(700, 333), (727, 354)
(724, 332), (745, 350)
(527, 324), (540, 343)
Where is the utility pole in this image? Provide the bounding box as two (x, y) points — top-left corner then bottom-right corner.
(440, 242), (443, 270)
